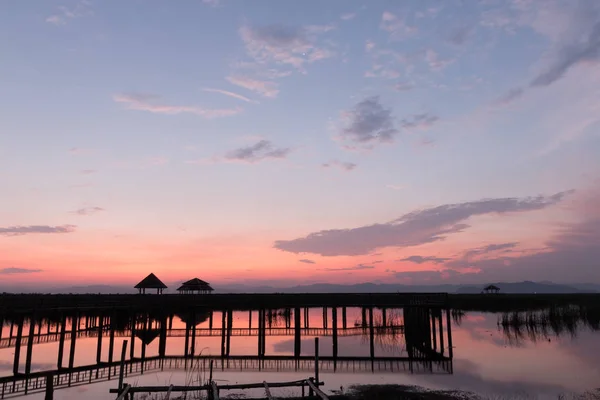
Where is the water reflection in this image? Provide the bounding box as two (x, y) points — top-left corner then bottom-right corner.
(0, 306), (453, 398)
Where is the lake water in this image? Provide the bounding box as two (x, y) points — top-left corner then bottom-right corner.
(0, 306), (598, 399)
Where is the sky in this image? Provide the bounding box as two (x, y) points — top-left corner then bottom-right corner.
(1, 0), (600, 288)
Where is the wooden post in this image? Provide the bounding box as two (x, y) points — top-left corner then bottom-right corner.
(184, 320), (190, 359)
(190, 311), (197, 358)
(257, 309), (262, 357)
(118, 340), (128, 393)
(68, 314), (78, 370)
(248, 310), (252, 329)
(322, 307), (327, 328)
(45, 375), (54, 400)
(25, 316), (36, 375)
(446, 308), (453, 358)
(159, 317), (167, 358)
(332, 307), (338, 366)
(260, 310), (270, 357)
(220, 311), (226, 357)
(96, 314), (103, 364)
(13, 316), (24, 375)
(209, 311), (213, 331)
(438, 311), (445, 355)
(369, 307), (375, 371)
(382, 308), (387, 327)
(294, 307), (301, 364)
(431, 309), (437, 351)
(108, 315), (116, 366)
(342, 307), (347, 329)
(57, 315), (66, 369)
(129, 315), (136, 372)
(314, 337), (319, 388)
(226, 310), (232, 357)
(0, 317), (3, 341)
(140, 314), (147, 373)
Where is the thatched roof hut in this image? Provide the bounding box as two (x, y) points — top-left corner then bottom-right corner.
(135, 273), (167, 294)
(483, 284), (500, 294)
(177, 278), (214, 294)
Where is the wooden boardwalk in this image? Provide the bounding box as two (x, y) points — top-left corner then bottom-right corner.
(0, 355), (452, 399)
(0, 326), (405, 350)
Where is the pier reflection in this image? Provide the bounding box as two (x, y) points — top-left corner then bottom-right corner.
(0, 303), (453, 398)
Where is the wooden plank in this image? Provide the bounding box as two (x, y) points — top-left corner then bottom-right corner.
(306, 379), (329, 400)
(115, 384), (130, 400)
(212, 381), (220, 400)
(164, 384), (174, 400)
(263, 381), (274, 400)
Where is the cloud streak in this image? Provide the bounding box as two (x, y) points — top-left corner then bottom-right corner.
(72, 207), (105, 216)
(273, 191), (572, 256)
(224, 140), (291, 163)
(0, 225), (76, 237)
(113, 93), (242, 118)
(321, 264), (374, 271)
(226, 76), (279, 98)
(321, 160), (357, 171)
(398, 255), (451, 265)
(202, 88), (254, 103)
(0, 267), (43, 274)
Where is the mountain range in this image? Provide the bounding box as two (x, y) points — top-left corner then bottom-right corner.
(1, 281), (597, 294)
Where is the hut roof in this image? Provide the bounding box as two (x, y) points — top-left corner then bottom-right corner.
(134, 273), (167, 289)
(177, 277), (214, 291)
(484, 284), (500, 290)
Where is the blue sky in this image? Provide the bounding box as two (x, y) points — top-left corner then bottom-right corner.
(1, 0), (599, 286)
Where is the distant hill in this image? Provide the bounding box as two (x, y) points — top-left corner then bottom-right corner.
(455, 281), (596, 294)
(1, 281), (597, 294)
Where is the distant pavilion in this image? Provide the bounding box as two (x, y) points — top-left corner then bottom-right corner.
(483, 284), (500, 294)
(135, 273), (167, 294)
(177, 278), (214, 295)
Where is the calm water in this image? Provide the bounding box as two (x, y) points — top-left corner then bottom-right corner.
(0, 307), (599, 399)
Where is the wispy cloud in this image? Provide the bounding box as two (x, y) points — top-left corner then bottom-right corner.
(72, 207), (104, 216)
(394, 82), (414, 91)
(0, 267), (43, 274)
(81, 169), (96, 175)
(340, 13), (356, 21)
(400, 113), (439, 130)
(386, 184), (405, 190)
(425, 50), (454, 72)
(321, 160), (357, 171)
(202, 88), (254, 103)
(0, 225), (76, 237)
(321, 264), (374, 271)
(46, 1), (93, 26)
(380, 11), (417, 40)
(398, 255), (450, 265)
(273, 191), (572, 256)
(113, 93), (242, 118)
(223, 140), (291, 164)
(202, 0), (220, 6)
(238, 24), (335, 72)
(299, 259), (316, 264)
(494, 87), (524, 106)
(226, 76), (279, 98)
